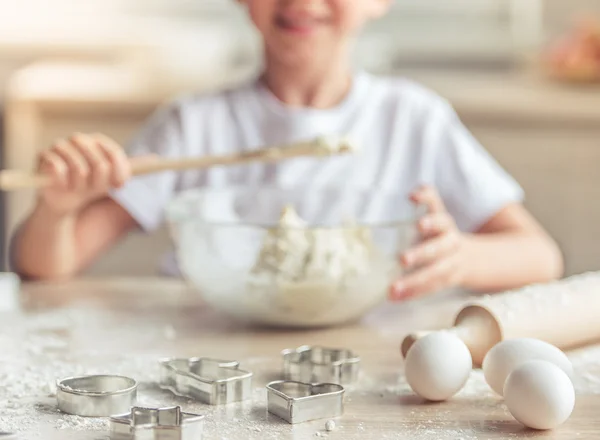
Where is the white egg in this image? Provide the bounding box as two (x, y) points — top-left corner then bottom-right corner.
(504, 360), (575, 430)
(404, 331), (472, 401)
(482, 338), (573, 396)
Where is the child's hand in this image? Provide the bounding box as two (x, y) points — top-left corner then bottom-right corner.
(390, 186), (465, 301)
(36, 133), (131, 216)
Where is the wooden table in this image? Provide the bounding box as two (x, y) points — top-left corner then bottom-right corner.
(1, 277), (600, 439)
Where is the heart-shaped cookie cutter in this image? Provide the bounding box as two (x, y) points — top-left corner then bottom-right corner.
(266, 380), (345, 424)
(159, 357), (252, 405)
(282, 345), (360, 385)
(109, 406), (204, 439)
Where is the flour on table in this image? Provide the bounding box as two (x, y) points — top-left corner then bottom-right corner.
(5, 298), (600, 438)
(325, 420), (336, 431)
(55, 416), (108, 431)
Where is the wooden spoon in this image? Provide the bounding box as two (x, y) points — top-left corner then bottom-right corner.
(0, 136), (356, 191)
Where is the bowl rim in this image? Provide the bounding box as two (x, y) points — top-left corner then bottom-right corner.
(165, 185), (425, 229)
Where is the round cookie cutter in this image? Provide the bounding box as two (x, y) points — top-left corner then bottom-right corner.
(57, 375), (137, 417)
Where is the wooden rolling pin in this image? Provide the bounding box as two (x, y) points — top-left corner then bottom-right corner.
(401, 272), (600, 365)
(0, 136), (355, 191)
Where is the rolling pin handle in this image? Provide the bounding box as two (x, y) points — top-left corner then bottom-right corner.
(401, 330), (435, 358)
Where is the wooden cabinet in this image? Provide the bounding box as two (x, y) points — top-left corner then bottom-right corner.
(3, 66), (160, 275)
(410, 70), (600, 276)
(465, 122), (600, 275)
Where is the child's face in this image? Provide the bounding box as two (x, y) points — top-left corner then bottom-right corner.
(241, 0), (391, 67)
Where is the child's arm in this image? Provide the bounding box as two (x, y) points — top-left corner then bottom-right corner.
(13, 197), (136, 280)
(461, 200), (563, 291)
(12, 133), (145, 280)
(390, 186), (563, 300)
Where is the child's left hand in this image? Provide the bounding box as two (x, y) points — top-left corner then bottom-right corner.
(389, 185), (466, 301)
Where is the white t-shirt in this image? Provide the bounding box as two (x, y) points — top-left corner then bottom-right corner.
(112, 72), (523, 273)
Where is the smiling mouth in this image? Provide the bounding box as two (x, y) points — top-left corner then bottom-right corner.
(275, 14), (326, 35)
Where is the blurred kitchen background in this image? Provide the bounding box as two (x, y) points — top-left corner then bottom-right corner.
(1, 0), (600, 277)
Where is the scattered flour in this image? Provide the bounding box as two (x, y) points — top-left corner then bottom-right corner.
(0, 308), (169, 435)
(6, 273), (600, 438)
(163, 325), (177, 340)
(55, 416), (107, 431)
(569, 344), (600, 392)
(325, 419), (336, 431)
(0, 305), (313, 438)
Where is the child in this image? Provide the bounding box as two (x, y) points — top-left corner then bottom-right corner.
(12, 0), (563, 299)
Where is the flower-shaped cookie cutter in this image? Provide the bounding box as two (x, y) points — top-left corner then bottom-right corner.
(110, 406), (203, 440)
(266, 380), (345, 424)
(282, 345), (360, 385)
(159, 357), (252, 405)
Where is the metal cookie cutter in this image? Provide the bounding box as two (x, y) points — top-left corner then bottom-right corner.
(56, 375), (137, 417)
(282, 345), (360, 385)
(159, 357), (252, 405)
(266, 380), (345, 424)
(110, 406), (204, 440)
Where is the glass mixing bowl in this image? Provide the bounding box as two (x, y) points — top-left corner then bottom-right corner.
(166, 186), (422, 328)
